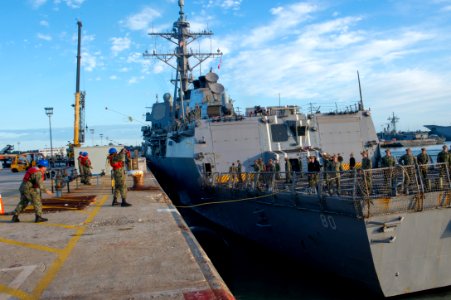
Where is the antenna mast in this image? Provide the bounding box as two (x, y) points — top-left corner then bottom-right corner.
(143, 0), (222, 120)
(357, 70), (364, 111)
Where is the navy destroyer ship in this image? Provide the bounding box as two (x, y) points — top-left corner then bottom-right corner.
(378, 113), (445, 147)
(141, 1), (451, 297)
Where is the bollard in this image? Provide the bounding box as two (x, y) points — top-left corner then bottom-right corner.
(129, 170), (144, 189)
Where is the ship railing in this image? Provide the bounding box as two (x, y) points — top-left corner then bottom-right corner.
(200, 164), (451, 215)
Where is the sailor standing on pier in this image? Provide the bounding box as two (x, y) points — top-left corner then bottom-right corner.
(108, 148), (132, 207)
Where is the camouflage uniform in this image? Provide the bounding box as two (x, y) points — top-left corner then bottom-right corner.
(437, 148), (450, 188)
(77, 153), (85, 179)
(361, 155), (372, 195)
(284, 159), (292, 183)
(381, 153), (396, 194)
(329, 157), (343, 195)
(417, 150), (430, 190)
(237, 160), (243, 183)
(229, 163), (238, 186)
(13, 167), (48, 218)
(398, 151), (417, 193)
(109, 151), (127, 202)
(80, 156), (92, 184)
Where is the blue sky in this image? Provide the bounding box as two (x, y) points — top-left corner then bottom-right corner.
(1, 0), (451, 150)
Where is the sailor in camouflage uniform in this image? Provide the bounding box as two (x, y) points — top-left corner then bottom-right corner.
(12, 159), (53, 223)
(108, 148), (131, 207)
(437, 145), (450, 189)
(329, 154), (344, 195)
(417, 148), (430, 190)
(79, 151), (92, 185)
(361, 150), (372, 195)
(398, 148), (417, 194)
(284, 157), (292, 183)
(381, 149), (396, 194)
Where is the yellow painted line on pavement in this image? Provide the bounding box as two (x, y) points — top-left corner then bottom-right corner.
(0, 283), (32, 299)
(38, 223), (81, 230)
(0, 237), (62, 254)
(30, 195), (108, 299)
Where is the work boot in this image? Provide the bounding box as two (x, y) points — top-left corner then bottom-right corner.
(112, 197), (120, 206)
(35, 216), (48, 223)
(121, 199), (132, 207)
(11, 215), (20, 223)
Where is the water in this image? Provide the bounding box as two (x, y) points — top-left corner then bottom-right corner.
(177, 143), (451, 299)
(387, 143), (446, 162)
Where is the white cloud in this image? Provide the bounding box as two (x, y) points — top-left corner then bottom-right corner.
(31, 0), (47, 9)
(82, 51), (97, 72)
(127, 52), (143, 64)
(110, 75), (118, 80)
(111, 37), (131, 56)
(123, 7), (161, 31)
(128, 76), (139, 84)
(37, 33), (52, 41)
(207, 0), (242, 10)
(40, 20), (49, 27)
(242, 3), (319, 47)
(54, 0), (85, 8)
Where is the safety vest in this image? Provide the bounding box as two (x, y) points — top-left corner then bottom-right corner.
(23, 167), (44, 187)
(108, 155), (123, 170)
(80, 156), (90, 166)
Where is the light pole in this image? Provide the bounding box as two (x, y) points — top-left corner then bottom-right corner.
(44, 107), (54, 164)
(90, 128), (95, 146)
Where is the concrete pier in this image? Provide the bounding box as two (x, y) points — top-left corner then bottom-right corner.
(0, 169), (233, 299)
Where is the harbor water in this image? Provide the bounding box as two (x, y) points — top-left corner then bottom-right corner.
(179, 143), (451, 300)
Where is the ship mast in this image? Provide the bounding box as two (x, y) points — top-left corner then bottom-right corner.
(387, 112), (399, 133)
(357, 70), (364, 111)
(143, 0), (222, 120)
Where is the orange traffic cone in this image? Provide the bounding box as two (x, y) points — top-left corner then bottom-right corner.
(0, 193), (4, 215)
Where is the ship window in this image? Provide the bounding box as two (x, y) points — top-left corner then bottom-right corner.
(288, 123), (306, 136)
(270, 124), (288, 142)
(297, 126), (306, 136)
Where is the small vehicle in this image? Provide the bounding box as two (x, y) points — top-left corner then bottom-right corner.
(10, 153), (44, 172)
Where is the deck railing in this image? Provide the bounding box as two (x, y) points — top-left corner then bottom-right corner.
(200, 163), (451, 217)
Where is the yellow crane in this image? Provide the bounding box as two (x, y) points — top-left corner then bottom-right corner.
(68, 20), (86, 162)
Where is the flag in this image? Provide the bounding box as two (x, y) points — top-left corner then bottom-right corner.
(218, 57), (222, 70)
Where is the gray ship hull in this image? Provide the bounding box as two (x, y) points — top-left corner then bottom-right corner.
(148, 156), (451, 297)
(424, 125), (451, 141)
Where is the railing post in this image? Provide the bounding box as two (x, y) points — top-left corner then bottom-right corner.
(415, 163), (424, 194)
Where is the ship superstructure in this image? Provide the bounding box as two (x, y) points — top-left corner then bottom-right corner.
(141, 1), (451, 297)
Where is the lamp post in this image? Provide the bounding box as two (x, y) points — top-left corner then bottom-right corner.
(90, 128), (95, 146)
(44, 107), (54, 165)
